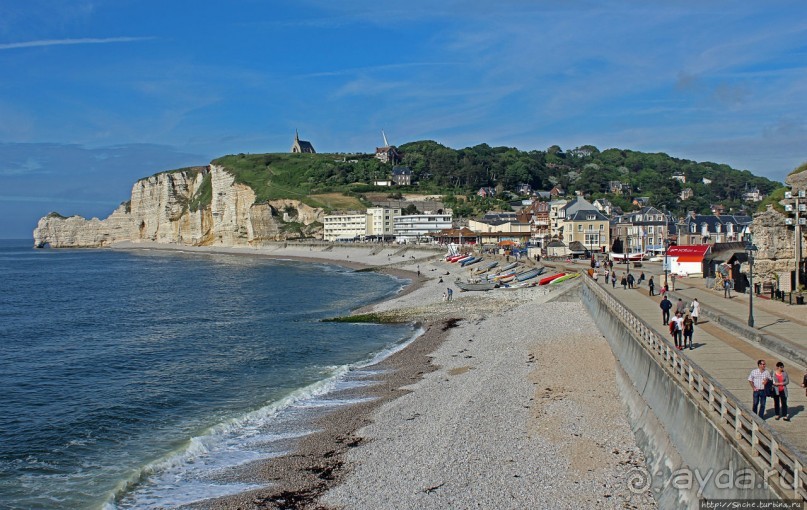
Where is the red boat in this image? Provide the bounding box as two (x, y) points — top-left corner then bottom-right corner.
(539, 272), (566, 285)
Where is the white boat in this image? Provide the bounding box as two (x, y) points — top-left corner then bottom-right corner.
(611, 252), (647, 262)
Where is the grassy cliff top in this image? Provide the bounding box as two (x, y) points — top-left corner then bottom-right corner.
(211, 153), (370, 210)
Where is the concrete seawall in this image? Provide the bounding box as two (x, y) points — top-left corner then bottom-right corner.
(553, 280), (781, 507)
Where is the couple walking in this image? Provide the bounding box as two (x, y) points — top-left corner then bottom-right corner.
(748, 360), (790, 421)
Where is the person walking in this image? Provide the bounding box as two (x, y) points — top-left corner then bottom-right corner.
(648, 276), (655, 296)
(671, 273), (677, 291)
(748, 360), (772, 419)
(690, 298), (701, 324)
(627, 273), (635, 289)
(723, 278), (732, 298)
(638, 271), (645, 287)
(446, 287), (453, 302)
(675, 298), (686, 316)
(671, 312), (684, 349)
(660, 295), (672, 325)
(620, 273), (627, 290)
(592, 269), (599, 283)
(683, 313), (694, 350)
(611, 271), (617, 288)
(772, 362), (790, 421)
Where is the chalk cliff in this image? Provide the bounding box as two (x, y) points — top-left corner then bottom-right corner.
(33, 165), (324, 248)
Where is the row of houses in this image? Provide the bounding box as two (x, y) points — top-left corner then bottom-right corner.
(322, 196), (753, 255)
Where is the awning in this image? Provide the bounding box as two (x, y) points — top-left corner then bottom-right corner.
(498, 240), (517, 246)
(667, 245), (710, 263)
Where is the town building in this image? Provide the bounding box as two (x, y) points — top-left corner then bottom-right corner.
(680, 188), (694, 201)
(322, 213), (368, 241)
(467, 212), (531, 245)
(394, 213), (453, 243)
(291, 131), (316, 154)
(366, 206), (401, 239)
(391, 166), (412, 186)
(610, 206), (672, 255)
(477, 187), (496, 198)
(562, 208), (610, 254)
(323, 206), (402, 241)
(673, 212), (752, 246)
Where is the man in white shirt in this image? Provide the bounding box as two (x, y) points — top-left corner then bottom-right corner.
(748, 360), (772, 418)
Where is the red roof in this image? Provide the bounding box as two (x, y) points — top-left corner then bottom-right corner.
(667, 245), (710, 262)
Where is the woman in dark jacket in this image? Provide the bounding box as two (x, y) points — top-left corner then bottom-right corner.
(772, 361), (791, 421)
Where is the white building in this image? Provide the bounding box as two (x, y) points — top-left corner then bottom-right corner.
(366, 207), (401, 238)
(323, 213), (368, 241)
(394, 214), (453, 243)
(323, 207), (403, 241)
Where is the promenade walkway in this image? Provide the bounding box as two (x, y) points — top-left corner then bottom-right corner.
(578, 264), (807, 454)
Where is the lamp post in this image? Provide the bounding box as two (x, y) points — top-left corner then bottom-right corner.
(664, 238), (670, 291)
(745, 240), (758, 327)
(626, 228), (631, 276)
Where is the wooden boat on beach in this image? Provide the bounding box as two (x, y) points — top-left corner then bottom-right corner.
(539, 272), (566, 285)
(461, 257), (482, 267)
(453, 255), (473, 264)
(472, 261), (498, 274)
(455, 279), (499, 291)
(515, 267), (545, 282)
(549, 273), (578, 285)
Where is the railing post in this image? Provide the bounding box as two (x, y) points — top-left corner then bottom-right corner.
(751, 421), (760, 457)
(795, 461), (801, 499)
(721, 394), (727, 421)
(771, 438), (779, 474)
(709, 383), (715, 410)
(735, 408), (743, 440)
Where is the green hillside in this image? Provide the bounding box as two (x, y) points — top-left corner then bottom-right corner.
(168, 143), (786, 217)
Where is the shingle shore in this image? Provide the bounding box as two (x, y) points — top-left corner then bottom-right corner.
(112, 243), (654, 509)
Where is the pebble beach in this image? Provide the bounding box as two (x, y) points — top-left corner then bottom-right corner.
(112, 242), (655, 509)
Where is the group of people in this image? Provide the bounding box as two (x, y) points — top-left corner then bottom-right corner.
(660, 296), (700, 350)
(747, 359), (807, 421)
(593, 268), (647, 291)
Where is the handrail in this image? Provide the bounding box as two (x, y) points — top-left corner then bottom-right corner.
(583, 277), (807, 501)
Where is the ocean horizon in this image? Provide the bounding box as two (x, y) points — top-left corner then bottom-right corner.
(0, 239), (416, 509)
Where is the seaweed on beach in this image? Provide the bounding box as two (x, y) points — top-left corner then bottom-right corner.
(322, 312), (408, 324)
(441, 318), (462, 330)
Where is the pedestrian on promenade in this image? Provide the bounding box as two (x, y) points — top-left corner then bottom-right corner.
(592, 269), (599, 283)
(675, 298), (686, 316)
(660, 295), (673, 325)
(690, 298), (700, 324)
(671, 311), (684, 349)
(611, 272), (617, 288)
(748, 360), (772, 419)
(723, 278), (732, 298)
(671, 273), (677, 291)
(446, 287), (453, 301)
(802, 369), (807, 397)
(683, 313), (694, 349)
(627, 273), (635, 289)
(772, 362), (790, 421)
(604, 269), (610, 283)
(620, 273), (627, 290)
(638, 271), (645, 287)
(648, 276), (655, 296)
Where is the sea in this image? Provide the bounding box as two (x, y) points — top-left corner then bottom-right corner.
(0, 239), (417, 509)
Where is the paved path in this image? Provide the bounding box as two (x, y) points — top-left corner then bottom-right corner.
(549, 259), (807, 454)
(594, 273), (807, 453)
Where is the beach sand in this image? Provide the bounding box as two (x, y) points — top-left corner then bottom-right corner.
(113, 242), (654, 509)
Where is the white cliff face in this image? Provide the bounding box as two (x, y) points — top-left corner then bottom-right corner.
(33, 165), (323, 248)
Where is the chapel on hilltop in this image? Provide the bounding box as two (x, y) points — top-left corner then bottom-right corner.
(291, 131), (316, 154)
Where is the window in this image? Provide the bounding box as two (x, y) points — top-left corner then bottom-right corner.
(578, 224), (583, 232)
(599, 224), (604, 231)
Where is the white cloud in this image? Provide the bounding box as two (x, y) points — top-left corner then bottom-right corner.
(0, 36), (155, 51)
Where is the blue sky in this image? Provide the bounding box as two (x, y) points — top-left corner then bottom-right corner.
(1, 1), (806, 238)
